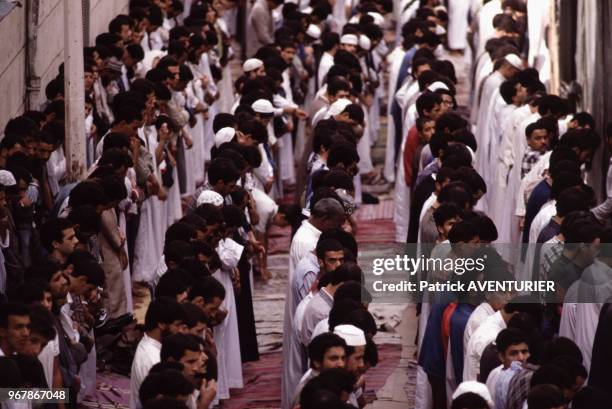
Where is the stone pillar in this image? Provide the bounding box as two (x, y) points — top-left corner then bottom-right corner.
(63, 0), (87, 181)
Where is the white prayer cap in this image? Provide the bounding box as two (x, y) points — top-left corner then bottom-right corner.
(504, 53), (523, 70)
(367, 12), (385, 26)
(301, 6), (313, 13)
(452, 382), (494, 409)
(359, 35), (371, 51)
(216, 237), (245, 270)
(242, 58), (263, 73)
(0, 170), (16, 187)
(251, 99), (274, 115)
(197, 190), (224, 207)
(334, 325), (366, 346)
(327, 98), (352, 117)
(427, 81), (449, 92)
(340, 34), (359, 46)
(306, 24), (321, 39)
(214, 127), (236, 148)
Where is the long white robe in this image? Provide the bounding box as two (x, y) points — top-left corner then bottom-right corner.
(447, 0), (471, 50)
(282, 220), (321, 409)
(213, 238), (245, 401)
(475, 0), (502, 58)
(383, 47), (406, 182)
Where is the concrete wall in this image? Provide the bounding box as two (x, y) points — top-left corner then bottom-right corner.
(0, 0), (129, 133)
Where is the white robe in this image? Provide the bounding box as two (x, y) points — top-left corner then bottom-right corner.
(213, 238), (245, 400)
(447, 0), (471, 50)
(383, 47), (406, 182)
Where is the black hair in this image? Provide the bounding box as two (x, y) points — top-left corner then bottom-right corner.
(207, 158), (241, 185)
(308, 333), (347, 366)
(72, 260), (105, 288)
(448, 221), (478, 243)
(0, 303), (30, 329)
(156, 268), (193, 299)
(194, 203), (224, 225)
(330, 262), (362, 285)
(450, 392), (489, 409)
(29, 305), (56, 341)
(139, 369), (194, 404)
(189, 275), (226, 303)
(160, 333), (201, 362)
(433, 203), (462, 227)
(163, 240), (196, 266)
(39, 218), (76, 252)
(165, 222), (197, 244)
(328, 142), (360, 168)
(143, 297), (186, 332)
(496, 327), (529, 354)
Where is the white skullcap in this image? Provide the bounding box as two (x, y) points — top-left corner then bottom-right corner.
(301, 6), (313, 13)
(367, 12), (385, 26)
(435, 24), (446, 35)
(452, 382), (494, 409)
(197, 190), (224, 207)
(242, 58), (263, 73)
(214, 127), (236, 148)
(359, 35), (371, 51)
(306, 24), (321, 39)
(340, 34), (359, 46)
(327, 98), (352, 117)
(427, 81), (449, 92)
(334, 325), (366, 346)
(0, 170), (16, 187)
(251, 99), (274, 114)
(504, 53), (523, 70)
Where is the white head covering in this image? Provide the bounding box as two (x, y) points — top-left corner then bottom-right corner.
(427, 81), (450, 92)
(0, 170), (16, 187)
(435, 24), (446, 35)
(340, 34), (359, 46)
(216, 237), (245, 270)
(334, 325), (366, 346)
(301, 6), (313, 13)
(367, 12), (385, 26)
(214, 127), (236, 148)
(306, 24), (322, 39)
(359, 35), (371, 51)
(326, 98), (352, 118)
(252, 99), (274, 114)
(504, 53), (523, 70)
(197, 190), (224, 207)
(242, 58), (264, 73)
(452, 381), (494, 409)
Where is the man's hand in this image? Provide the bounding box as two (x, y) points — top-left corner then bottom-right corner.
(518, 216), (525, 231)
(199, 379), (217, 409)
(295, 108), (308, 120)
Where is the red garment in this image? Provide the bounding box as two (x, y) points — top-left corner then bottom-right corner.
(403, 126), (420, 186)
(441, 302), (458, 359)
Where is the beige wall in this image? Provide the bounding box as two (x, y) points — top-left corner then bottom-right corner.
(0, 0), (129, 133)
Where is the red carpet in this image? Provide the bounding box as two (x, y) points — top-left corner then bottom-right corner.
(224, 343), (402, 409)
(86, 344), (401, 409)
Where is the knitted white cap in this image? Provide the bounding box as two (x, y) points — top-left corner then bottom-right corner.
(504, 53), (523, 70)
(327, 98), (352, 117)
(334, 324), (366, 346)
(359, 34), (371, 51)
(242, 58), (263, 73)
(367, 12), (385, 26)
(306, 24), (322, 39)
(452, 381), (494, 409)
(0, 170), (16, 187)
(427, 81), (450, 92)
(340, 34), (359, 46)
(197, 190), (224, 207)
(214, 127), (236, 148)
(251, 99), (274, 114)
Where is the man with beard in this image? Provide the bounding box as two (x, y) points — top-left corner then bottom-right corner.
(130, 297), (187, 409)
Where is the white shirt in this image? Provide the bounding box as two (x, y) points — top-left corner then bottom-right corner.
(289, 220), (322, 278)
(463, 302), (495, 350)
(38, 334), (60, 388)
(130, 334), (162, 409)
(463, 310), (506, 381)
(310, 317), (330, 341)
(485, 364), (503, 402)
(529, 200), (556, 243)
(317, 52), (334, 87)
(294, 292), (314, 335)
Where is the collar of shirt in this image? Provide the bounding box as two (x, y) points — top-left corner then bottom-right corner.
(142, 333), (162, 350)
(302, 219), (322, 236)
(320, 287), (334, 308)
